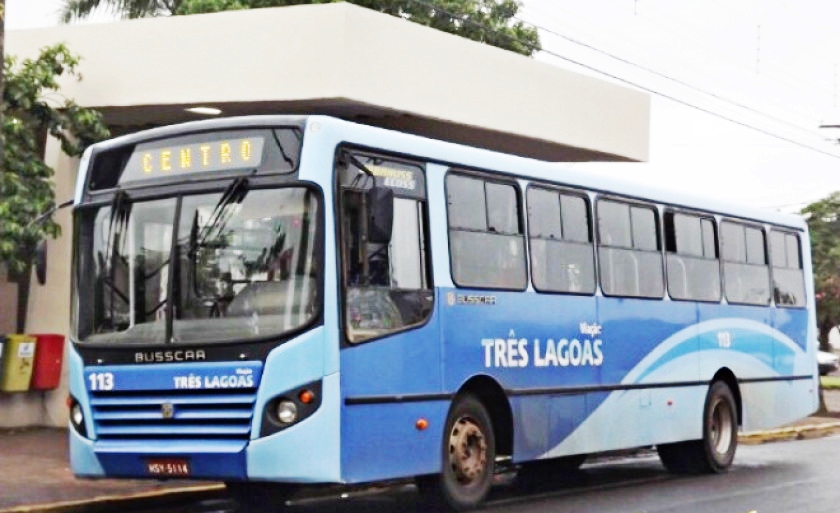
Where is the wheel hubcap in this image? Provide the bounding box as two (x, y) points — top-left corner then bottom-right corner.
(448, 416), (488, 485)
(710, 397), (734, 455)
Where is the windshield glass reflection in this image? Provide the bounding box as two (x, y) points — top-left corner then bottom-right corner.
(80, 187), (320, 345)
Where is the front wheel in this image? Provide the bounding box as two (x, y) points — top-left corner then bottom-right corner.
(658, 380), (738, 474)
(417, 394), (496, 511)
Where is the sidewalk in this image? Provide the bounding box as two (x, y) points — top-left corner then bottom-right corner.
(3, 394), (840, 513)
(0, 428), (223, 512)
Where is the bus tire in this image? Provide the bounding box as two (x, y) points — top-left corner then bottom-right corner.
(418, 394), (496, 511)
(225, 482), (298, 513)
(657, 380), (738, 474)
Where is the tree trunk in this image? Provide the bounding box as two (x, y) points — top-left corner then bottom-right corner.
(819, 318), (833, 351)
(818, 384), (829, 415)
(12, 265), (30, 333)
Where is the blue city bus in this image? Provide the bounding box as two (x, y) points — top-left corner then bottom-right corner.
(68, 115), (819, 511)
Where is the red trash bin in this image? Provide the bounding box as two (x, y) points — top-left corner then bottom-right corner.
(30, 334), (65, 391)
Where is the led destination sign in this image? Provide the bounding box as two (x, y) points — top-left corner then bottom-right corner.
(359, 160), (426, 200)
(120, 136), (265, 183)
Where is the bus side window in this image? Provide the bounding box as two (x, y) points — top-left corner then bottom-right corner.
(770, 229), (805, 307)
(596, 199), (664, 299)
(664, 212), (721, 302)
(527, 186), (595, 294)
(446, 173), (527, 290)
(721, 221), (770, 305)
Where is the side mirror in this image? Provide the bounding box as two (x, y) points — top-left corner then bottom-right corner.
(35, 240), (48, 285)
(366, 186), (394, 244)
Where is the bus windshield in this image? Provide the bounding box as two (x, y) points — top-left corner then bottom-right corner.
(76, 186), (320, 345)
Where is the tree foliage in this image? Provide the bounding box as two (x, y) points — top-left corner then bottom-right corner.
(802, 192), (840, 346)
(63, 0), (540, 56)
(61, 0), (182, 21)
(0, 45), (110, 272)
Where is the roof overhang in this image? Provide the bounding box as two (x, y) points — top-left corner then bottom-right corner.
(6, 3), (650, 162)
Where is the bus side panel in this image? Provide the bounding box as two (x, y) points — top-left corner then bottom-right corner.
(697, 303), (816, 431)
(339, 313), (445, 483)
(541, 298), (710, 459)
(340, 401), (448, 482)
(583, 297), (701, 451)
(440, 289), (595, 462)
(247, 329), (342, 483)
(773, 306), (810, 353)
(597, 298), (700, 383)
(697, 303), (772, 372)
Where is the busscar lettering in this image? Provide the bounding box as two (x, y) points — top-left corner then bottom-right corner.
(457, 294), (496, 306)
(135, 350), (207, 363)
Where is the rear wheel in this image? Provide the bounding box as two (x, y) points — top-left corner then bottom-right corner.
(657, 380), (738, 474)
(417, 394), (496, 511)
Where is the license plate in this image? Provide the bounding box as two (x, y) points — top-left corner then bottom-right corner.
(145, 458), (191, 477)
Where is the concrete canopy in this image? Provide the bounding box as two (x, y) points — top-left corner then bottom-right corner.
(6, 3), (649, 162)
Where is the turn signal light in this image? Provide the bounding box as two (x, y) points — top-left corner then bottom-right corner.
(416, 418), (429, 431)
(299, 390), (314, 404)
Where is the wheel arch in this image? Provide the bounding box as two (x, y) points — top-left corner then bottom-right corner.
(456, 375), (514, 457)
(712, 367), (742, 426)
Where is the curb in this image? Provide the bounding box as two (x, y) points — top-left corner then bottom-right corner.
(739, 421), (840, 444)
(0, 484), (226, 513)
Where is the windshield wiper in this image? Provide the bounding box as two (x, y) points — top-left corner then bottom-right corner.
(27, 199), (74, 229)
(184, 176), (252, 313)
(189, 176), (251, 256)
(338, 150), (376, 188)
(101, 189), (133, 332)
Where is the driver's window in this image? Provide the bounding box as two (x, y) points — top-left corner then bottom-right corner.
(337, 151), (433, 343)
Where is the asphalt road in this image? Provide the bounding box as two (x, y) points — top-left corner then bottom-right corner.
(137, 436), (840, 513)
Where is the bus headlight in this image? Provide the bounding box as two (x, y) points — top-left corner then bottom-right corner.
(259, 381), (323, 438)
(276, 400), (298, 425)
(67, 396), (88, 438)
(71, 404), (84, 426)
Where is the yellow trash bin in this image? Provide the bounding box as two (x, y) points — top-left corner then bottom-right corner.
(0, 335), (36, 392)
